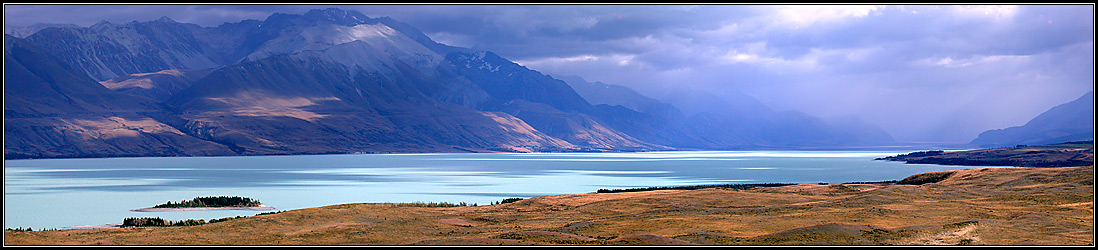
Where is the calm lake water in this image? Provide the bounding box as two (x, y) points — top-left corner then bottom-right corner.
(4, 150), (988, 230)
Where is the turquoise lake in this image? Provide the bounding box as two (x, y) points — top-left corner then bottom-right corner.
(4, 150), (988, 230)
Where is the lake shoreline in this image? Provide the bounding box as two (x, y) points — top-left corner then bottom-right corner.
(3, 144), (964, 161)
(60, 224), (122, 230)
(131, 205), (276, 212)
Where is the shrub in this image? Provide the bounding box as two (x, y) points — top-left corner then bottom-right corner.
(123, 217), (168, 227)
(897, 171), (956, 185)
(123, 217), (208, 227)
(172, 219), (206, 227)
(596, 183), (795, 193)
(492, 197), (525, 205)
(256, 210), (285, 216)
(398, 202), (475, 207)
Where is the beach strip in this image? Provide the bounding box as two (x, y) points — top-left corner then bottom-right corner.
(131, 205), (276, 212)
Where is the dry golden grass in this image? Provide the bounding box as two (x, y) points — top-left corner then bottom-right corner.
(5, 165), (1093, 246)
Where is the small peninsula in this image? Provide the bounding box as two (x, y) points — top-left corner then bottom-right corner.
(132, 196), (275, 212)
(875, 140), (1093, 168)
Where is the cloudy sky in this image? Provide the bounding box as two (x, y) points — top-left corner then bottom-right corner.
(4, 4), (1094, 143)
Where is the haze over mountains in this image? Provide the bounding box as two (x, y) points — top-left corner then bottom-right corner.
(970, 91), (1094, 148)
(3, 8), (1088, 159)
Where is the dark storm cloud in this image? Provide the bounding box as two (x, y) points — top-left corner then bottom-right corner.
(4, 4), (282, 27)
(352, 5), (759, 59)
(3, 4), (1093, 143)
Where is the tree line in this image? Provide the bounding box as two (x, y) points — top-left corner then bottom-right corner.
(122, 211), (285, 227)
(153, 196), (262, 208)
(596, 183), (796, 193)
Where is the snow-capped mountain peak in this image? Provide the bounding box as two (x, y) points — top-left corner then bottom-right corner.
(302, 7), (372, 26)
(244, 20), (442, 77)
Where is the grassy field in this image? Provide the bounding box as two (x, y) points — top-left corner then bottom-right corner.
(5, 164), (1093, 245)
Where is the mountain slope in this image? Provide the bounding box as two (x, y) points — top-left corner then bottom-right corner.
(158, 8), (599, 154)
(440, 51), (661, 150)
(554, 75), (710, 149)
(970, 91), (1094, 148)
(3, 35), (236, 159)
(166, 54), (577, 154)
(557, 74), (683, 118)
(99, 69), (211, 101)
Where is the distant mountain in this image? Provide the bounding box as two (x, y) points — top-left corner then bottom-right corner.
(556, 74), (683, 118)
(4, 23), (80, 38)
(560, 75), (896, 149)
(663, 88), (896, 149)
(20, 16), (259, 81)
(439, 51), (659, 150)
(555, 75), (710, 148)
(970, 91), (1094, 148)
(5, 8), (901, 159)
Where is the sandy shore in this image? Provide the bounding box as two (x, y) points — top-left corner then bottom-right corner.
(131, 205), (277, 212)
(60, 224), (123, 230)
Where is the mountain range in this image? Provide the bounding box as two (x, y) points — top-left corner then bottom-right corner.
(970, 91), (1094, 148)
(558, 74), (898, 149)
(5, 8), (904, 159)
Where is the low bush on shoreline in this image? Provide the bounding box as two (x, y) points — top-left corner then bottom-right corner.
(842, 180), (898, 184)
(897, 171), (956, 185)
(122, 217), (205, 227)
(398, 201), (478, 207)
(122, 211), (286, 228)
(875, 150), (944, 160)
(595, 183), (796, 193)
(497, 197), (524, 204)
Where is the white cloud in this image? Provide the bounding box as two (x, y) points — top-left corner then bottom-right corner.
(515, 53), (640, 69)
(769, 5), (887, 28)
(425, 32), (475, 48)
(914, 54), (1032, 68)
(952, 5), (1019, 21)
(720, 44), (879, 74)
